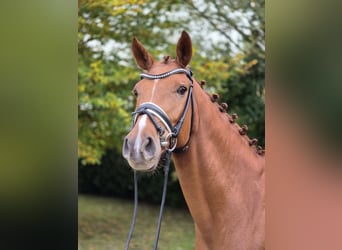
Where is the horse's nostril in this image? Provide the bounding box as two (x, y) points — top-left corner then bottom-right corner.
(143, 136), (156, 159)
(146, 137), (152, 146)
(122, 137), (131, 158)
(123, 135), (158, 162)
(145, 137), (154, 150)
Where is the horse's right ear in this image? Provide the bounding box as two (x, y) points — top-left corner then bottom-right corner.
(131, 37), (154, 71)
(176, 31), (192, 68)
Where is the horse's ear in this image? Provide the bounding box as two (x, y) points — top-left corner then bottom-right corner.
(132, 37), (154, 70)
(176, 31), (192, 68)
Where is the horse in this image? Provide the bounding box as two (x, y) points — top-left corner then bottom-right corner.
(122, 30), (265, 250)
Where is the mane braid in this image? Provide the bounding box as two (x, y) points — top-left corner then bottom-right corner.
(163, 55), (170, 64)
(200, 81), (265, 156)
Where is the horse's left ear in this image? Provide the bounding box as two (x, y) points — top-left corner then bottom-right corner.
(176, 31), (192, 68)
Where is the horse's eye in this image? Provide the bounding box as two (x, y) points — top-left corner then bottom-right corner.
(177, 86), (187, 95)
(132, 88), (138, 97)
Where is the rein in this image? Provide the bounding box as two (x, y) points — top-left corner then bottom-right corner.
(125, 68), (193, 250)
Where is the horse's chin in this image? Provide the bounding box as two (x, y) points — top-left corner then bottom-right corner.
(128, 158), (160, 172)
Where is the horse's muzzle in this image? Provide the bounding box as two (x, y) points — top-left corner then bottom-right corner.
(122, 134), (161, 171)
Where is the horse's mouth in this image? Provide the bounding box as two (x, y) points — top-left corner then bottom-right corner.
(126, 157), (160, 172)
(139, 164), (159, 172)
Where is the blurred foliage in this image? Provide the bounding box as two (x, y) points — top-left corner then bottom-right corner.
(79, 150), (187, 207)
(78, 0), (265, 164)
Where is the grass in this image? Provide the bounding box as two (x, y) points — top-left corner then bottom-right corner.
(78, 194), (195, 250)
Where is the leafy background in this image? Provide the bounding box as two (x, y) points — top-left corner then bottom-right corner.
(78, 0), (264, 206)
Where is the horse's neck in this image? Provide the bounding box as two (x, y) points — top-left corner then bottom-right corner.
(172, 84), (265, 248)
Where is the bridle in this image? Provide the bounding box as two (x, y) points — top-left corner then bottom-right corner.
(125, 68), (194, 250)
(133, 68), (194, 152)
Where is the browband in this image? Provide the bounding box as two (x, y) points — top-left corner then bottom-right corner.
(140, 68), (193, 84)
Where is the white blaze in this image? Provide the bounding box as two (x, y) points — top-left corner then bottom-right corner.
(134, 114), (147, 154)
(150, 79), (159, 101)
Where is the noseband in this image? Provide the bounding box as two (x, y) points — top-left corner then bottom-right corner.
(125, 68), (194, 250)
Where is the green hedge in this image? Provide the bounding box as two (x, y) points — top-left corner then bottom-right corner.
(78, 150), (188, 208)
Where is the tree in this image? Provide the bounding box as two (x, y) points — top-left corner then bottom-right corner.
(78, 0), (265, 164)
(182, 0), (265, 146)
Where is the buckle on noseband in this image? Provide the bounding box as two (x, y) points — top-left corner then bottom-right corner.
(132, 103), (178, 152)
(160, 132), (177, 152)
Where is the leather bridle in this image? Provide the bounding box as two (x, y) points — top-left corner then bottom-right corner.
(132, 68), (194, 152)
(125, 68), (194, 250)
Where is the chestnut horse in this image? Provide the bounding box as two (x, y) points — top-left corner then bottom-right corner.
(122, 31), (265, 250)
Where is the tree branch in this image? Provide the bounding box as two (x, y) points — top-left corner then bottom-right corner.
(185, 0), (245, 53)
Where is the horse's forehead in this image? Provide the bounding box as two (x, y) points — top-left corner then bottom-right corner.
(148, 61), (179, 74)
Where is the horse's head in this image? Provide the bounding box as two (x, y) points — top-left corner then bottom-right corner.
(122, 31), (194, 171)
